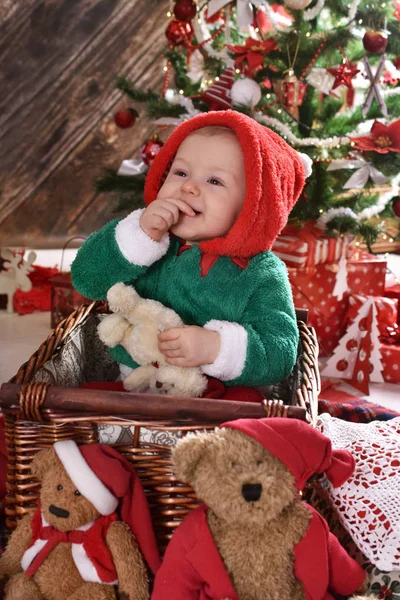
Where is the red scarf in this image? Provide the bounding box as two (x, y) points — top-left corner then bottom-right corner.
(23, 506), (118, 584)
(178, 240), (249, 277)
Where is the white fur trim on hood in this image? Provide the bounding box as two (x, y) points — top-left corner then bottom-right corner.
(297, 152), (313, 178)
(201, 320), (248, 381)
(115, 208), (170, 266)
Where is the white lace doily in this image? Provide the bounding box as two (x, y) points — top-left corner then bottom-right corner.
(317, 414), (400, 572)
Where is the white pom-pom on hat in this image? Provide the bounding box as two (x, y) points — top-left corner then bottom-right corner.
(297, 152), (313, 178)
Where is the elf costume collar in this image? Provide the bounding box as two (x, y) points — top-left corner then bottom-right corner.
(177, 238), (249, 277)
(22, 506), (118, 585)
(145, 110), (312, 259)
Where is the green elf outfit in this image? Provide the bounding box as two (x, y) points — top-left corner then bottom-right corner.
(72, 110), (312, 388)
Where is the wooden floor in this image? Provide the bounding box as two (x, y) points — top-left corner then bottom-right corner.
(0, 0), (168, 247)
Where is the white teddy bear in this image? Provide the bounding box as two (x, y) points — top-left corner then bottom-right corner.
(97, 283), (208, 398)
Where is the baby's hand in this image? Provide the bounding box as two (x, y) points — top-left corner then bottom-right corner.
(158, 326), (221, 368)
(139, 198), (195, 242)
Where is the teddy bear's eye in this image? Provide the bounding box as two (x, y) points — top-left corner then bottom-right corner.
(74, 490), (81, 496)
(231, 462), (237, 469)
(256, 460), (263, 466)
(57, 485), (63, 491)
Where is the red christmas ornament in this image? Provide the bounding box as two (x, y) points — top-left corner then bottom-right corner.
(165, 19), (193, 46)
(363, 30), (388, 54)
(392, 196), (400, 218)
(173, 0), (197, 22)
(327, 59), (359, 106)
(114, 108), (138, 129)
(140, 138), (164, 166)
(327, 60), (359, 90)
(273, 70), (307, 119)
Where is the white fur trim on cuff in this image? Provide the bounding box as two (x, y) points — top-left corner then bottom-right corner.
(54, 441), (118, 516)
(201, 320), (248, 381)
(115, 208), (170, 266)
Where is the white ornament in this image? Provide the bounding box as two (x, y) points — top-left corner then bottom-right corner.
(0, 249), (36, 313)
(283, 0), (312, 9)
(187, 49), (205, 84)
(231, 78), (261, 108)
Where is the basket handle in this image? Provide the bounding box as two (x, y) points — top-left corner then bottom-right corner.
(0, 383), (310, 423)
(18, 382), (50, 421)
(60, 236), (86, 272)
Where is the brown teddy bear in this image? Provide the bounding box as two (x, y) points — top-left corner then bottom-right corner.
(152, 417), (372, 600)
(0, 441), (160, 600)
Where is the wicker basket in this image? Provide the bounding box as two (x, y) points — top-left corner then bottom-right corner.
(0, 301), (320, 553)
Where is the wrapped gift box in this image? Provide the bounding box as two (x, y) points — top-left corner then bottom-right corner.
(384, 284), (400, 323)
(50, 273), (88, 328)
(381, 344), (400, 384)
(273, 221), (353, 268)
(287, 252), (387, 356)
(322, 294), (400, 387)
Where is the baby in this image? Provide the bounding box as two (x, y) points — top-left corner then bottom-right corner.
(72, 110), (311, 391)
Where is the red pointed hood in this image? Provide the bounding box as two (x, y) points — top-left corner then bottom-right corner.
(144, 110), (308, 258)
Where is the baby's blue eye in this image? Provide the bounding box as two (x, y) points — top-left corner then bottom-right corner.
(208, 178), (222, 186)
(174, 170), (187, 177)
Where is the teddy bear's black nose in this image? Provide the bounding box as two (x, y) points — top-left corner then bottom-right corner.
(49, 504), (70, 518)
(242, 483), (262, 502)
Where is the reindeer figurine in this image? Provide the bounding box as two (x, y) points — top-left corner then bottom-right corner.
(0, 249), (36, 313)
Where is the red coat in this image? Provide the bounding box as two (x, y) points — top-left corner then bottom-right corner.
(152, 504), (365, 600)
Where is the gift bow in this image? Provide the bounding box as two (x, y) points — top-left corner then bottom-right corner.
(327, 158), (387, 189)
(207, 0), (267, 29)
(117, 159), (147, 176)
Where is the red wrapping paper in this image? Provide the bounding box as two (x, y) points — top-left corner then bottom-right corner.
(288, 253), (387, 356)
(384, 284), (400, 323)
(380, 344), (400, 383)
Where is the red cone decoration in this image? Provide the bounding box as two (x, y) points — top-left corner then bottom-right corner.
(202, 67), (235, 110)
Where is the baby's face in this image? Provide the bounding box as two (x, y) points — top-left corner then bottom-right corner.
(157, 130), (246, 243)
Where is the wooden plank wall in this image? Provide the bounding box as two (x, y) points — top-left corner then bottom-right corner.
(0, 0), (169, 247)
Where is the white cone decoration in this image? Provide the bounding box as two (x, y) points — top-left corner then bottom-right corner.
(231, 78), (262, 108)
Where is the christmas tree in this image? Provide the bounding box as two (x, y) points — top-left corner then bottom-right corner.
(97, 0), (400, 249)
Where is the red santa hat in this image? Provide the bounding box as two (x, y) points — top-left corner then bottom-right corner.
(144, 109), (312, 258)
(54, 441), (160, 574)
(221, 418), (355, 491)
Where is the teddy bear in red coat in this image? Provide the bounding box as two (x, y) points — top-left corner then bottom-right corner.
(152, 418), (372, 600)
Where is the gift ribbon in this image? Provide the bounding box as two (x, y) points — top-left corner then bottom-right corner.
(332, 238), (351, 302)
(117, 160), (147, 176)
(362, 54), (388, 119)
(327, 158), (387, 189)
(207, 0), (267, 29)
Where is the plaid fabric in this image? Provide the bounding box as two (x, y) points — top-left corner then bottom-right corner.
(318, 382), (400, 423)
